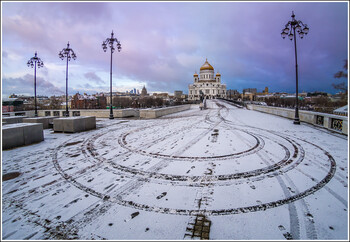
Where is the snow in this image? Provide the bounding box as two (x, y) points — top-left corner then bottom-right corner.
(2, 99), (348, 240)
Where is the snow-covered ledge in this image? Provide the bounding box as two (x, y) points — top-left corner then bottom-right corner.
(246, 104), (348, 135)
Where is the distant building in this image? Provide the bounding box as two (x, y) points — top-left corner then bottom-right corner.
(152, 93), (169, 99)
(243, 88), (257, 94)
(2, 97), (24, 112)
(129, 88), (137, 94)
(227, 89), (240, 99)
(263, 87), (269, 94)
(333, 105), (348, 116)
(71, 93), (106, 109)
(241, 92), (256, 101)
(188, 59), (226, 100)
(141, 86), (148, 97)
(174, 91), (183, 99)
(307, 91), (328, 97)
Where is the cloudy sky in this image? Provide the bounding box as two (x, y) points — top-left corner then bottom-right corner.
(1, 1), (348, 97)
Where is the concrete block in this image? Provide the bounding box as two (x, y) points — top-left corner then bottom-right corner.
(53, 116), (96, 133)
(53, 118), (64, 132)
(66, 117), (85, 132)
(23, 123), (44, 145)
(23, 117), (58, 129)
(84, 116), (96, 130)
(2, 124), (25, 149)
(2, 123), (44, 149)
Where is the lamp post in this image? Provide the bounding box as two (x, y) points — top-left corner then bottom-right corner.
(281, 11), (309, 124)
(27, 52), (44, 117)
(102, 30), (122, 119)
(59, 42), (77, 117)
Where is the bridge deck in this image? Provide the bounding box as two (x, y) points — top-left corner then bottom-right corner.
(2, 100), (348, 240)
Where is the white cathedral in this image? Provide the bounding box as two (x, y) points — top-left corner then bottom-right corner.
(188, 59), (227, 101)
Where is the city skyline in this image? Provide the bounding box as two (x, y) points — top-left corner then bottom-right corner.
(2, 1), (349, 97)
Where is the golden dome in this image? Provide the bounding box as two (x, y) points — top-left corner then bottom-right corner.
(216, 72), (221, 76)
(200, 58), (214, 71)
(193, 73), (198, 76)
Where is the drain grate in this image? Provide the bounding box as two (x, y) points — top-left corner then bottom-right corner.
(184, 214), (211, 240)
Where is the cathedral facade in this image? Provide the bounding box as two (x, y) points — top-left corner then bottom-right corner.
(188, 59), (226, 101)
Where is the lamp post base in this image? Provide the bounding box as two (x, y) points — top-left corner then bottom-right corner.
(293, 118), (300, 125)
(109, 116), (114, 120)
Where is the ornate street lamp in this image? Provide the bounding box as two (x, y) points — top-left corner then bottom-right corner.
(102, 30), (122, 119)
(281, 11), (309, 125)
(27, 52), (44, 117)
(59, 42), (77, 117)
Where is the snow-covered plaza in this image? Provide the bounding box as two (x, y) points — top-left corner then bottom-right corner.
(2, 100), (348, 240)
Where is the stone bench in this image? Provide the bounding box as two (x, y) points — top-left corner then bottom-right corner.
(23, 116), (58, 129)
(2, 116), (28, 124)
(2, 123), (44, 150)
(53, 116), (96, 133)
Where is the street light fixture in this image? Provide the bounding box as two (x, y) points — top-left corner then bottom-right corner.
(27, 52), (44, 117)
(281, 11), (309, 125)
(59, 42), (77, 117)
(102, 30), (122, 119)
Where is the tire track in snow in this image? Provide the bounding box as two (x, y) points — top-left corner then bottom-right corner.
(234, 124), (302, 240)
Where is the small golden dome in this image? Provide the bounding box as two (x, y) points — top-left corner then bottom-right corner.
(200, 58), (214, 71)
(193, 73), (198, 76)
(216, 72), (221, 76)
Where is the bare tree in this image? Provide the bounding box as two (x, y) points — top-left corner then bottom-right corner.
(332, 59), (348, 96)
(49, 96), (62, 109)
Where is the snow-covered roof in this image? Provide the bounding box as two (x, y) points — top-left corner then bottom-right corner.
(2, 97), (20, 102)
(333, 105), (348, 114)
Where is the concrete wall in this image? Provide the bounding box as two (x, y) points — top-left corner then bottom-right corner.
(139, 105), (191, 119)
(2, 111), (34, 117)
(32, 106), (190, 119)
(2, 123), (44, 149)
(37, 109), (139, 118)
(247, 104), (348, 135)
(2, 116), (28, 124)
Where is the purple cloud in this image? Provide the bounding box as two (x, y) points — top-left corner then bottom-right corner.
(1, 1), (348, 96)
(2, 74), (64, 97)
(84, 72), (105, 84)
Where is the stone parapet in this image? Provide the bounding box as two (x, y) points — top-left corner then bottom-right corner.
(139, 105), (191, 119)
(2, 123), (44, 149)
(38, 109), (139, 118)
(246, 104), (348, 135)
(2, 111), (35, 117)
